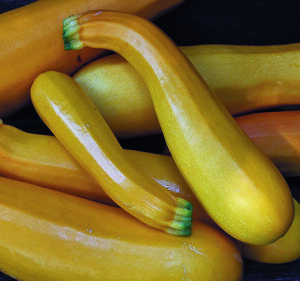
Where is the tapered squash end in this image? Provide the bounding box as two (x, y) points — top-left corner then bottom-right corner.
(167, 198), (193, 236)
(63, 15), (84, 50)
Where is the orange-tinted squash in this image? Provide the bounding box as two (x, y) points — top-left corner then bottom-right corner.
(235, 111), (300, 177)
(0, 0), (184, 118)
(0, 121), (298, 264)
(63, 10), (294, 245)
(0, 121), (209, 224)
(0, 176), (243, 281)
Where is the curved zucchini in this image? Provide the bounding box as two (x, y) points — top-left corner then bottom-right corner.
(73, 44), (300, 137)
(30, 71), (192, 236)
(0, 121), (208, 224)
(0, 0), (184, 118)
(0, 121), (298, 264)
(0, 176), (243, 281)
(62, 10), (294, 245)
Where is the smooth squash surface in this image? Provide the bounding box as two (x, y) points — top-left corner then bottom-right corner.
(0, 121), (208, 223)
(74, 54), (161, 137)
(182, 44), (300, 115)
(0, 121), (298, 264)
(73, 44), (300, 137)
(235, 111), (300, 177)
(0, 0), (184, 118)
(30, 71), (192, 236)
(63, 10), (294, 245)
(0, 176), (243, 281)
(243, 199), (300, 264)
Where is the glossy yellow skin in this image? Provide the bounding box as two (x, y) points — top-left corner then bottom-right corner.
(0, 122), (298, 264)
(30, 71), (192, 236)
(0, 176), (243, 281)
(75, 54), (300, 178)
(0, 0), (184, 118)
(64, 10), (294, 245)
(74, 43), (300, 137)
(182, 44), (300, 115)
(243, 199), (300, 264)
(0, 122), (209, 224)
(74, 54), (160, 137)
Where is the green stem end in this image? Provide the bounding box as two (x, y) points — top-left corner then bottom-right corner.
(63, 15), (84, 51)
(167, 198), (193, 236)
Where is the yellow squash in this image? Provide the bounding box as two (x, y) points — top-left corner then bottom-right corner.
(73, 44), (300, 137)
(63, 10), (294, 245)
(0, 120), (208, 223)
(0, 176), (243, 281)
(0, 0), (184, 118)
(182, 44), (300, 115)
(0, 121), (299, 264)
(243, 198), (300, 264)
(74, 54), (160, 137)
(236, 111), (300, 177)
(30, 71), (192, 236)
(163, 110), (300, 177)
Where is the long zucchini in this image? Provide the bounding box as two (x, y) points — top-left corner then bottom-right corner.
(0, 176), (243, 281)
(30, 71), (192, 236)
(62, 10), (294, 245)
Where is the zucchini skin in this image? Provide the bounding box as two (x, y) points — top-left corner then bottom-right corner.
(243, 199), (300, 264)
(63, 10), (294, 245)
(30, 71), (193, 236)
(73, 43), (300, 137)
(0, 122), (299, 264)
(74, 53), (300, 178)
(0, 121), (209, 224)
(0, 176), (243, 281)
(0, 0), (184, 118)
(235, 111), (300, 177)
(182, 44), (300, 115)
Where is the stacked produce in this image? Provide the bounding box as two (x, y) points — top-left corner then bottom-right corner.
(0, 1), (299, 280)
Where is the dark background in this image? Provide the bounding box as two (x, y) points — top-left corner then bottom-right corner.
(1, 0), (300, 280)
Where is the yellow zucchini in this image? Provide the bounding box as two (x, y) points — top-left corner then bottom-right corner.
(0, 0), (184, 118)
(0, 121), (298, 264)
(62, 10), (294, 245)
(162, 110), (300, 177)
(30, 71), (192, 236)
(0, 121), (209, 224)
(73, 44), (300, 137)
(243, 198), (300, 264)
(0, 176), (243, 281)
(74, 54), (160, 137)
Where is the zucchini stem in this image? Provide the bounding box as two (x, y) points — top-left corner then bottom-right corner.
(30, 71), (193, 236)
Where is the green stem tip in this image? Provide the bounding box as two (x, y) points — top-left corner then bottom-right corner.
(167, 198), (193, 236)
(63, 15), (84, 50)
